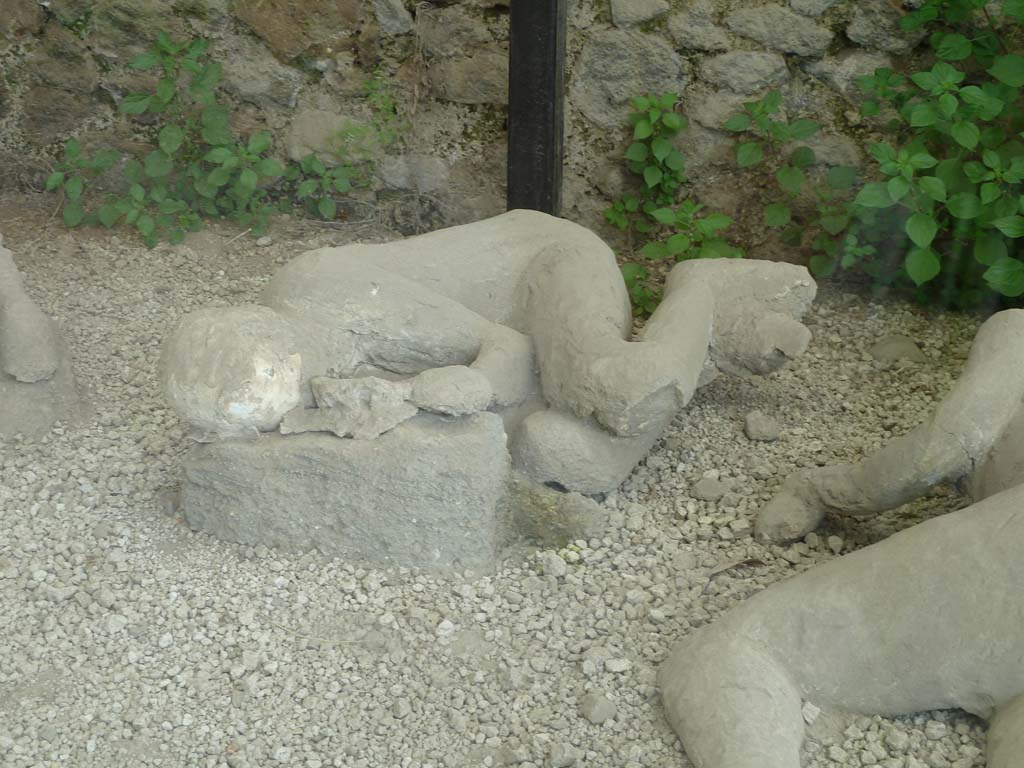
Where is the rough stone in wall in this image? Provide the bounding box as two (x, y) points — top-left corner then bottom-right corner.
(573, 30), (687, 128)
(700, 51), (790, 96)
(666, 0), (731, 52)
(804, 49), (895, 99)
(609, 0), (670, 28)
(427, 48), (510, 105)
(232, 0), (362, 60)
(220, 35), (304, 110)
(417, 6), (493, 58)
(847, 0), (927, 53)
(724, 4), (834, 56)
(789, 0), (844, 17)
(0, 0), (45, 45)
(371, 0), (414, 37)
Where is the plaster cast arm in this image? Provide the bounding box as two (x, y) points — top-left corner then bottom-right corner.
(756, 309), (1024, 542)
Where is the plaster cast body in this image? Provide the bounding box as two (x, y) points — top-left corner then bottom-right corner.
(661, 309), (1024, 768)
(162, 210), (816, 565)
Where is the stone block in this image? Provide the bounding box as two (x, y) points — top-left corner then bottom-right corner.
(181, 413), (511, 570)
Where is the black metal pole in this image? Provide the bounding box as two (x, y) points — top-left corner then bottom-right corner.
(507, 0), (567, 216)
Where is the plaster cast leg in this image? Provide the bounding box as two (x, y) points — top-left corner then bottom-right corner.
(663, 485), (1024, 768)
(988, 695), (1024, 768)
(522, 252), (816, 437)
(659, 634), (804, 768)
(0, 235), (60, 383)
(757, 309), (1024, 542)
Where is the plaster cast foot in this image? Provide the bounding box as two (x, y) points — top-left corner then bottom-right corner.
(754, 474), (828, 543)
(989, 695), (1024, 768)
(659, 633), (804, 768)
(755, 309), (1024, 542)
(0, 297), (60, 383)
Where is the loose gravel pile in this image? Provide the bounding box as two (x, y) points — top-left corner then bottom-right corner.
(0, 195), (990, 768)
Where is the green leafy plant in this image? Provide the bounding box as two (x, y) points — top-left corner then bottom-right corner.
(636, 202), (742, 261)
(45, 139), (120, 228)
(723, 90), (860, 265)
(605, 93), (688, 243)
(284, 153), (359, 221)
(836, 0), (1024, 305)
(605, 93), (741, 315)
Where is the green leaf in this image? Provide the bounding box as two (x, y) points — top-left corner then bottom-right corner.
(661, 113), (684, 132)
(827, 166), (856, 190)
(980, 182), (1002, 205)
(764, 202), (792, 228)
(119, 94), (151, 115)
(870, 143), (897, 164)
(984, 256), (1024, 296)
(98, 204), (120, 228)
(620, 263), (647, 284)
(129, 183), (145, 202)
(651, 138), (672, 162)
(193, 61), (223, 93)
(809, 253), (837, 277)
(699, 213), (733, 234)
(296, 179), (318, 198)
(156, 77), (176, 103)
(248, 131), (272, 155)
(256, 158), (284, 177)
(634, 119), (653, 140)
(204, 147), (234, 164)
(911, 71), (940, 92)
(888, 176), (910, 202)
(936, 34), (972, 61)
(788, 119), (819, 140)
(664, 151), (685, 172)
(909, 103), (939, 127)
(64, 176), (83, 201)
(736, 142), (763, 168)
(64, 138), (81, 160)
(938, 93), (958, 118)
(992, 216), (1024, 238)
(144, 150), (173, 178)
(643, 165), (663, 188)
(819, 214), (850, 235)
(905, 213), (938, 248)
(947, 192), (982, 219)
(989, 55), (1024, 87)
(666, 233), (692, 255)
(45, 172), (65, 191)
(630, 95), (651, 111)
(950, 121), (980, 150)
(650, 208), (676, 225)
(128, 50), (159, 70)
(639, 241), (670, 260)
(238, 168), (258, 192)
(917, 176), (947, 202)
(908, 152), (938, 170)
(723, 114), (751, 132)
(974, 233), (1007, 266)
(791, 146), (816, 169)
(333, 176), (352, 193)
(158, 124), (185, 155)
(207, 167), (231, 187)
(62, 200), (84, 228)
(855, 182), (895, 208)
(904, 247), (941, 286)
(136, 215), (156, 237)
(317, 197), (336, 220)
(624, 142), (648, 162)
(776, 165), (804, 195)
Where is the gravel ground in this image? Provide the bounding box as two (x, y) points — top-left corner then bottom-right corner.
(0, 193), (991, 768)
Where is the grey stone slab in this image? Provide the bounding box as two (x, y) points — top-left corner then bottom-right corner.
(181, 412), (511, 570)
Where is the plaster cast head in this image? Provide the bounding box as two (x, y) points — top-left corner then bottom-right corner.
(161, 305), (303, 438)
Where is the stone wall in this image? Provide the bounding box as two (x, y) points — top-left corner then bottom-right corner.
(0, 0), (925, 254)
